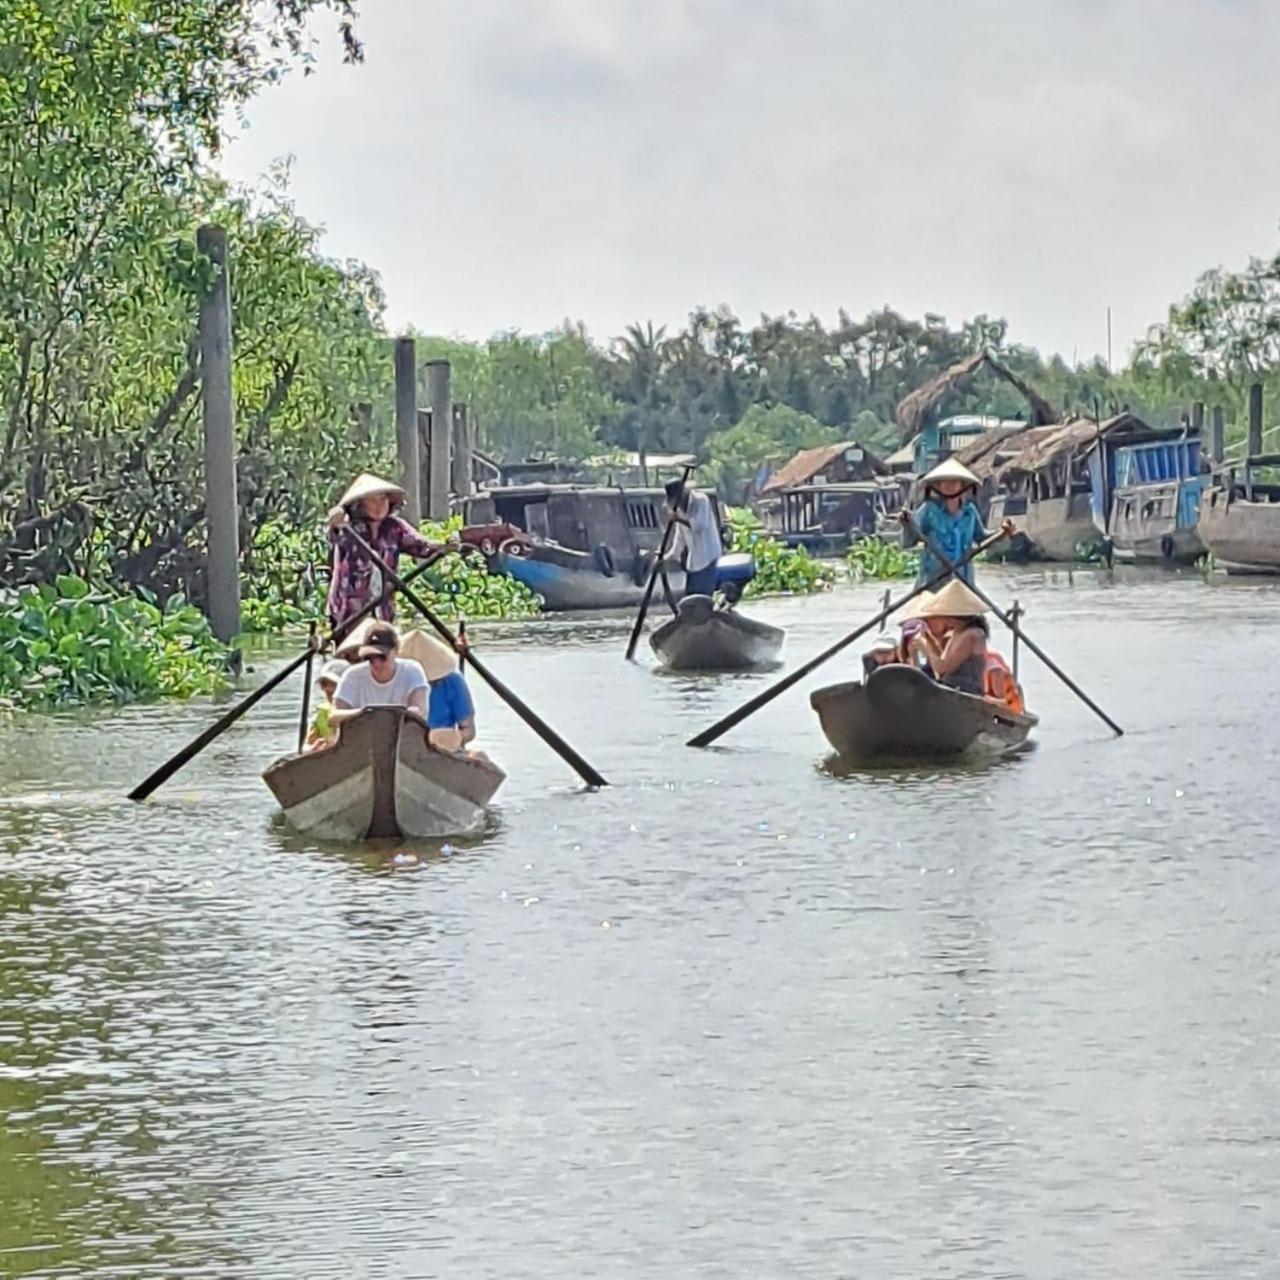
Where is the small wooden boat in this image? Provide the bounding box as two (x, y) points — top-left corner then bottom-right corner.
(263, 705), (505, 840)
(810, 664), (1037, 763)
(650, 595), (785, 672)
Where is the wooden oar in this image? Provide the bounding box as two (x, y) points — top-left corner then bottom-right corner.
(625, 464), (693, 660)
(343, 525), (609, 789)
(296, 621), (317, 752)
(905, 514), (1123, 736)
(687, 528), (1008, 748)
(128, 555), (442, 802)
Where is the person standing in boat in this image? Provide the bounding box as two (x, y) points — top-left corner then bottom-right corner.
(325, 473), (452, 632)
(665, 479), (723, 598)
(330, 622), (429, 724)
(902, 458), (995, 589)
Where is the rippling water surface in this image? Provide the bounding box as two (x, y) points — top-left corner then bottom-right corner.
(2, 568), (1279, 1278)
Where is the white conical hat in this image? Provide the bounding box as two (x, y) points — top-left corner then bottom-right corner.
(337, 472), (406, 510)
(922, 457), (979, 489)
(399, 627), (458, 681)
(920, 578), (988, 618)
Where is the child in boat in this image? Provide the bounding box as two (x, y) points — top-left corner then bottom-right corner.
(304, 658), (351, 751)
(399, 629), (479, 755)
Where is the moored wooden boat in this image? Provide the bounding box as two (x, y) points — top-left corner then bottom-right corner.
(810, 664), (1037, 763)
(1197, 482), (1280, 574)
(650, 595), (785, 672)
(263, 705), (505, 840)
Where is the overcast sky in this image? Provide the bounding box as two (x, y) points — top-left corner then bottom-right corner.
(218, 0), (1280, 363)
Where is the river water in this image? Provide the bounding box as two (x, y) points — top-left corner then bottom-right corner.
(2, 567), (1278, 1279)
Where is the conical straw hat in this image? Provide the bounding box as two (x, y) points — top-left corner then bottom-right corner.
(335, 615), (376, 660)
(399, 627), (458, 681)
(922, 457), (979, 489)
(337, 472), (406, 511)
(920, 578), (988, 618)
(898, 590), (934, 623)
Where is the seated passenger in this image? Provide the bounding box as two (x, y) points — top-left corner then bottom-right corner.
(982, 647), (1026, 715)
(909, 580), (991, 695)
(304, 658), (351, 751)
(861, 633), (901, 679)
(399, 628), (479, 755)
(330, 622), (428, 725)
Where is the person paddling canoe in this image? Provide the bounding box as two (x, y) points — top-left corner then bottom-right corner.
(902, 457), (1010, 589)
(325, 473), (452, 632)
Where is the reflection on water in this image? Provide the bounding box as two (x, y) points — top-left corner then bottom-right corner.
(3, 569), (1280, 1277)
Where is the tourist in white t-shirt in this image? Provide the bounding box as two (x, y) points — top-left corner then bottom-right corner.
(665, 479), (723, 597)
(330, 622), (428, 726)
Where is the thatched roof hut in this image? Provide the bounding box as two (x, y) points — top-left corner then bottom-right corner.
(894, 352), (1058, 440)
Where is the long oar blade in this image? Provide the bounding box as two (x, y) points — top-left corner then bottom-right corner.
(128, 649), (312, 801)
(626, 464), (693, 661)
(687, 528), (1008, 748)
(344, 526), (608, 788)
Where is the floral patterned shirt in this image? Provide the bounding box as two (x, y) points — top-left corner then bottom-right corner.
(326, 515), (438, 631)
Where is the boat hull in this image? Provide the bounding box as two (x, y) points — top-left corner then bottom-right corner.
(810, 665), (1037, 763)
(262, 706), (505, 840)
(650, 596), (785, 671)
(495, 547), (687, 611)
(1197, 487), (1280, 575)
(988, 493), (1098, 562)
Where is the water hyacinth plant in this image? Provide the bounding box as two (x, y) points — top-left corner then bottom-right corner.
(0, 577), (230, 712)
(725, 507), (835, 596)
(845, 537), (920, 581)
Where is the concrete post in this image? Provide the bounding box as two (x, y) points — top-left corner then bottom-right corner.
(451, 403), (472, 501)
(425, 359), (452, 519)
(394, 338), (421, 524)
(1210, 406), (1225, 464)
(197, 224), (241, 642)
(1248, 383), (1264, 458)
(1191, 401), (1204, 434)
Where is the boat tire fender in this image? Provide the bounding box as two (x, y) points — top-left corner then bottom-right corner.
(498, 537), (528, 558)
(595, 544), (616, 578)
(1160, 534), (1175, 560)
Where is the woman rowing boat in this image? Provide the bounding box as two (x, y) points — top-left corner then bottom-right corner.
(903, 457), (994, 589)
(325, 473), (452, 632)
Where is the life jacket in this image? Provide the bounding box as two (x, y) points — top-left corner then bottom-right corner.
(983, 651), (1025, 715)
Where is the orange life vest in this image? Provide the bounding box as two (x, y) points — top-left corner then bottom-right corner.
(983, 651), (1025, 715)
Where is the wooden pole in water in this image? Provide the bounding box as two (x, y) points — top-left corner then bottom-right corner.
(197, 224), (242, 642)
(452, 402), (472, 502)
(394, 338), (422, 524)
(425, 359), (452, 520)
(1210, 406), (1225, 465)
(1010, 600), (1022, 681)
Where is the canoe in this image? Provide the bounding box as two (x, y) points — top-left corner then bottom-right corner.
(650, 595), (785, 672)
(810, 664), (1037, 763)
(262, 705), (504, 840)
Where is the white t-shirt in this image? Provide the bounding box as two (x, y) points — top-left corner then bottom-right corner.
(334, 657), (428, 710)
(674, 490), (722, 573)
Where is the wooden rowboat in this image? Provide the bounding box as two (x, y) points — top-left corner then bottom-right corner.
(650, 595), (785, 672)
(810, 664), (1037, 763)
(263, 705), (505, 840)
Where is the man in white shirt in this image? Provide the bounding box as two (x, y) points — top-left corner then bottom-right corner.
(331, 622), (428, 725)
(665, 479), (723, 597)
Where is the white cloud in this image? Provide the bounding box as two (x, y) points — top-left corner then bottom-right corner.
(218, 0), (1280, 362)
